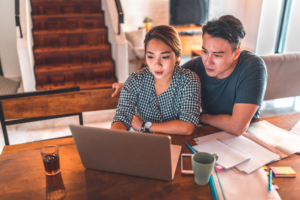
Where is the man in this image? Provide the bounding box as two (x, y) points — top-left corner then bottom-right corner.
(112, 15), (267, 136)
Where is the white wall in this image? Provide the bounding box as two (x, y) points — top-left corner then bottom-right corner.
(209, 0), (263, 53)
(120, 0), (169, 31)
(17, 0), (36, 92)
(0, 0), (21, 78)
(102, 0), (128, 83)
(255, 0), (283, 56)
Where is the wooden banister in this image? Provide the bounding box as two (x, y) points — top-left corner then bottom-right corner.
(1, 89), (119, 120)
(115, 0), (124, 35)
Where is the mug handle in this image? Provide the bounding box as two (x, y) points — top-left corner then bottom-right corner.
(212, 154), (218, 161)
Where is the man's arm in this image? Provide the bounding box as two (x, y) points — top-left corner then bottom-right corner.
(201, 103), (259, 136)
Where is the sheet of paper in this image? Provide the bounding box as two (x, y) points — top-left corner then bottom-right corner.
(195, 131), (236, 145)
(246, 121), (288, 147)
(195, 132), (280, 174)
(247, 120), (300, 156)
(276, 134), (300, 155)
(290, 119), (300, 136)
(216, 167), (281, 200)
(192, 139), (251, 169)
(223, 137), (280, 174)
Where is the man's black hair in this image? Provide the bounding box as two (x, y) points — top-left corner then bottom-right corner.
(202, 15), (246, 51)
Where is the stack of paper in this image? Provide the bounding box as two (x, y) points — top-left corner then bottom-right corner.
(246, 121), (300, 157)
(290, 119), (300, 136)
(193, 132), (280, 174)
(192, 139), (251, 169)
(216, 167), (281, 200)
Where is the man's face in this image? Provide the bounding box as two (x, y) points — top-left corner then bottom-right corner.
(201, 33), (241, 80)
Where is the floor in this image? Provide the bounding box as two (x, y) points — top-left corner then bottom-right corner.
(1, 55), (299, 153)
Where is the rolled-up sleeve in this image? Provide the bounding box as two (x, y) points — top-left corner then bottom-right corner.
(112, 73), (139, 130)
(178, 72), (201, 126)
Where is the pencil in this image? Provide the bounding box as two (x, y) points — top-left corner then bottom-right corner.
(185, 142), (197, 153)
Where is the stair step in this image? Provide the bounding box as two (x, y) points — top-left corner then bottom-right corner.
(33, 28), (108, 48)
(32, 13), (103, 19)
(35, 64), (115, 85)
(32, 13), (104, 31)
(36, 78), (116, 91)
(31, 0), (100, 2)
(31, 1), (101, 15)
(35, 61), (114, 73)
(33, 28), (106, 35)
(34, 47), (112, 66)
(34, 44), (110, 53)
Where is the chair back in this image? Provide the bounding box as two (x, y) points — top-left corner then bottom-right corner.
(261, 53), (300, 100)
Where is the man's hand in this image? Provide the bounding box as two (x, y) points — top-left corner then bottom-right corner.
(131, 113), (144, 131)
(111, 82), (124, 97)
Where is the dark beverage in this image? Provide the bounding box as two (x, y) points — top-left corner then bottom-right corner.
(43, 154), (60, 175)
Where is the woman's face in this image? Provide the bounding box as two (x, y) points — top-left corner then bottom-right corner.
(146, 39), (178, 82)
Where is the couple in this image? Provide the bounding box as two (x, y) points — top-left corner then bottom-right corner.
(111, 15), (267, 136)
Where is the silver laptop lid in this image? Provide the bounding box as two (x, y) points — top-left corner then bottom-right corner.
(70, 125), (180, 181)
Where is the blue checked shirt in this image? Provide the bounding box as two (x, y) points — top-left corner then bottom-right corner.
(112, 65), (201, 131)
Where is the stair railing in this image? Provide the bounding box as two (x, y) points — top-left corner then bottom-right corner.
(115, 0), (124, 35)
(15, 0), (23, 38)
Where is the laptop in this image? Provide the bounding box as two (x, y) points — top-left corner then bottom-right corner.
(69, 125), (182, 181)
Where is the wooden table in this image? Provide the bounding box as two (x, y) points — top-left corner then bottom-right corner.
(1, 113), (300, 199)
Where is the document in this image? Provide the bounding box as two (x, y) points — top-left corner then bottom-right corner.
(246, 121), (300, 157)
(194, 132), (280, 174)
(216, 167), (281, 200)
(290, 119), (300, 136)
(193, 139), (251, 169)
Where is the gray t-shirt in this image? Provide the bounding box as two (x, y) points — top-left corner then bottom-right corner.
(182, 50), (267, 119)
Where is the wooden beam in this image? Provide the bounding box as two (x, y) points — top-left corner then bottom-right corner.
(1, 89), (119, 120)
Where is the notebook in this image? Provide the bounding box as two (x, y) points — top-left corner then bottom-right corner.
(194, 132), (280, 174)
(192, 139), (251, 169)
(69, 125), (182, 181)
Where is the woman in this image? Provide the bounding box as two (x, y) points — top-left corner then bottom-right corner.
(111, 25), (201, 135)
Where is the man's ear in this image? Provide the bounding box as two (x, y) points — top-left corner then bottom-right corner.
(233, 47), (241, 60)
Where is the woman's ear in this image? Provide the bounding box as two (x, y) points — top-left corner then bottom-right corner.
(175, 56), (181, 65)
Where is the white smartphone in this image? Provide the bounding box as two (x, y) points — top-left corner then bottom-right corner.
(181, 153), (194, 174)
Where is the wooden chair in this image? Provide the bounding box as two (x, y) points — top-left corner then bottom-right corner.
(0, 87), (119, 145)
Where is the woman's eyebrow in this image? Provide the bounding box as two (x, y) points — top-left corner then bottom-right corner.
(146, 51), (171, 54)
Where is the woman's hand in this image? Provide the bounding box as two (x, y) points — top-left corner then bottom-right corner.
(111, 82), (124, 97)
(131, 113), (144, 131)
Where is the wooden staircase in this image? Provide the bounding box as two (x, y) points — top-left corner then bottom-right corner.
(31, 0), (116, 90)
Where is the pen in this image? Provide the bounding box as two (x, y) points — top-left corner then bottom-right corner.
(269, 169), (272, 191)
(185, 142), (197, 153)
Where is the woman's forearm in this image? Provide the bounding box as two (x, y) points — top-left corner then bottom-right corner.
(111, 122), (127, 131)
(149, 120), (195, 135)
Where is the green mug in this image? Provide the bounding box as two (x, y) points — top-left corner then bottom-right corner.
(192, 152), (218, 185)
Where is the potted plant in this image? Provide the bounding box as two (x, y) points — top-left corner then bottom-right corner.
(143, 17), (152, 32)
